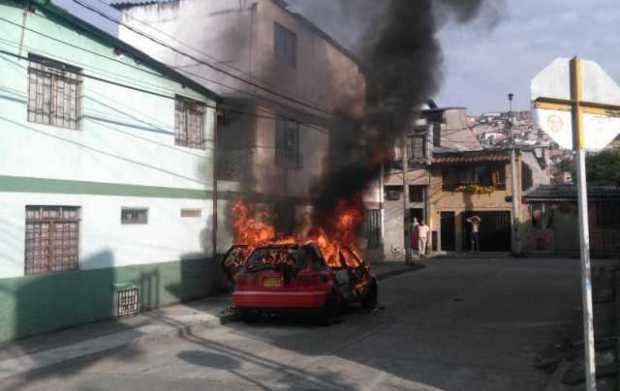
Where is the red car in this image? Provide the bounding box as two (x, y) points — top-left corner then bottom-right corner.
(221, 242), (378, 324)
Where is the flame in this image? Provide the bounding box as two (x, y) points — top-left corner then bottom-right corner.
(231, 198), (364, 268)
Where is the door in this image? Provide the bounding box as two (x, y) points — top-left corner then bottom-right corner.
(440, 212), (456, 251)
(462, 211), (511, 252)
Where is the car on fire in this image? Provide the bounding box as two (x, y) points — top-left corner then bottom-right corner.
(221, 242), (378, 324)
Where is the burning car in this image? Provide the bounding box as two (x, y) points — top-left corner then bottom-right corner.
(222, 241), (378, 324)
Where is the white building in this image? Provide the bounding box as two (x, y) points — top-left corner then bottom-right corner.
(0, 0), (219, 342)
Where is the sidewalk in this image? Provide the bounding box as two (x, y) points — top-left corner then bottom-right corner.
(0, 262), (417, 381)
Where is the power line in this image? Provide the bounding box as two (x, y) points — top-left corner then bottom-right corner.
(92, 0), (253, 81)
(70, 0), (334, 117)
(0, 28), (329, 133)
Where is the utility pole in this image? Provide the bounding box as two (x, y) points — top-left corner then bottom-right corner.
(508, 93), (520, 254)
(402, 134), (411, 264)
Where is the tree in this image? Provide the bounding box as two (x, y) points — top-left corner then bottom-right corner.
(586, 150), (620, 186)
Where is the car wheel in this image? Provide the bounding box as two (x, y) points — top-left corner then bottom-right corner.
(362, 280), (378, 310)
(318, 291), (341, 326)
(239, 309), (261, 323)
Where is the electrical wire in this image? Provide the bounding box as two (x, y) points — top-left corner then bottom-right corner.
(0, 16), (330, 133)
(70, 0), (334, 117)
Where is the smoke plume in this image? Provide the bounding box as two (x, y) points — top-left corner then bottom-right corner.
(308, 0), (503, 230)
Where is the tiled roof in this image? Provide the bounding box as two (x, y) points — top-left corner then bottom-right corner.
(432, 150), (510, 165)
(110, 0), (176, 9)
(524, 185), (620, 201)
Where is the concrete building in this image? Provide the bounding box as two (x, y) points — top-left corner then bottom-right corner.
(381, 106), (482, 259)
(112, 0), (369, 246)
(522, 185), (620, 257)
(0, 0), (219, 342)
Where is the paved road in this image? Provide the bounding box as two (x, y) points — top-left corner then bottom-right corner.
(2, 258), (582, 391)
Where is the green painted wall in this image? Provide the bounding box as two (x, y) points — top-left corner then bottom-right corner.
(0, 257), (219, 343)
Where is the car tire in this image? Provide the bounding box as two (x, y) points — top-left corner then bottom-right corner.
(362, 280), (378, 310)
(318, 291), (340, 326)
(239, 309), (260, 324)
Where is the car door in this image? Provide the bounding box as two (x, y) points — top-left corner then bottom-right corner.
(221, 245), (251, 284)
(340, 248), (370, 300)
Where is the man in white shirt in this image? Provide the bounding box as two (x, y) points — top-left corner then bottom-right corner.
(466, 215), (482, 252)
(416, 219), (430, 257)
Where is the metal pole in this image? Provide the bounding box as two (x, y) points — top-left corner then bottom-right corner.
(508, 93), (520, 254)
(571, 57), (596, 391)
(402, 134), (411, 263)
(212, 110), (220, 262)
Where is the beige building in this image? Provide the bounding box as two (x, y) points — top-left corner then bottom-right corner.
(113, 0), (368, 244)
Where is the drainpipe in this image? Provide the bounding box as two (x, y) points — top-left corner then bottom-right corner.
(402, 134), (411, 263)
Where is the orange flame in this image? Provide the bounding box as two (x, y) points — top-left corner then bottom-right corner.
(231, 198), (364, 268)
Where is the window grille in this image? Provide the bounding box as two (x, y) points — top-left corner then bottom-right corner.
(408, 135), (427, 161)
(114, 286), (140, 318)
(27, 54), (81, 129)
(121, 208), (148, 224)
(274, 22), (297, 67)
(275, 117), (302, 169)
(175, 96), (206, 149)
(25, 206), (80, 275)
(364, 210), (382, 249)
(442, 165), (506, 191)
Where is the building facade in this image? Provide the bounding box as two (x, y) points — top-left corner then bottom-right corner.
(113, 0), (370, 248)
(0, 0), (219, 341)
(522, 185), (620, 257)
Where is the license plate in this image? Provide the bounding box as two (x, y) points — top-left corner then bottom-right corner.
(263, 277), (282, 288)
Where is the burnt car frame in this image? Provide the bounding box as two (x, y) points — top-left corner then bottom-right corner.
(221, 242), (378, 324)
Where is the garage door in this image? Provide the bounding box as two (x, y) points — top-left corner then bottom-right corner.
(462, 211), (511, 252)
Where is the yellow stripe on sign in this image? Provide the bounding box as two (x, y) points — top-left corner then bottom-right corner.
(533, 101), (572, 112)
(570, 57), (585, 150)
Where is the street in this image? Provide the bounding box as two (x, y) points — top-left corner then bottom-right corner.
(2, 258), (581, 391)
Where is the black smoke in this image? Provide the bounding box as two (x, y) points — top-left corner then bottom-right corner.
(310, 0), (503, 229)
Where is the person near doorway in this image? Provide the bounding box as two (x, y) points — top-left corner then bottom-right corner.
(417, 219), (430, 257)
(410, 217), (419, 257)
(466, 215), (482, 252)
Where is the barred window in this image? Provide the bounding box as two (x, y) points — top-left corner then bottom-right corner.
(364, 209), (382, 249)
(175, 96), (206, 149)
(121, 208), (148, 225)
(274, 22), (297, 67)
(27, 54), (81, 129)
(25, 206), (80, 275)
(408, 135), (427, 161)
(275, 117), (302, 169)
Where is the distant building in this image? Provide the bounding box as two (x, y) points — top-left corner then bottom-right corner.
(429, 148), (549, 253)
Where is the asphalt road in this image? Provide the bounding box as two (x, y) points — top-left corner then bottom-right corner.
(4, 258), (582, 391)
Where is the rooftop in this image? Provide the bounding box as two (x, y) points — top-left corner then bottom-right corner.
(524, 185), (620, 202)
(432, 150), (510, 165)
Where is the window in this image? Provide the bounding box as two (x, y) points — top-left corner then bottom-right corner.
(596, 202), (620, 227)
(442, 165), (506, 191)
(175, 96), (206, 149)
(274, 22), (297, 67)
(384, 185), (402, 201)
(432, 123), (442, 147)
(364, 209), (382, 249)
(275, 117), (302, 169)
(27, 54), (81, 129)
(409, 185), (425, 203)
(521, 162), (533, 191)
(121, 208), (148, 224)
(180, 209), (202, 218)
(408, 135), (427, 161)
(25, 206), (80, 275)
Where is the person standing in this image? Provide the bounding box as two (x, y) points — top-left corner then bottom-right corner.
(466, 215), (482, 252)
(417, 219), (430, 257)
(410, 217), (419, 257)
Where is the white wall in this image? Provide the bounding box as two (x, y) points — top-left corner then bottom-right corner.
(0, 193), (212, 279)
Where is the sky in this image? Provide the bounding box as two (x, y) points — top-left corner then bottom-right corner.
(53, 0), (620, 115)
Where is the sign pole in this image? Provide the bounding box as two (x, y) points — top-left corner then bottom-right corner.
(571, 57), (597, 391)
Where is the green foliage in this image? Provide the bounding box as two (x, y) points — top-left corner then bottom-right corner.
(586, 150), (620, 186)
